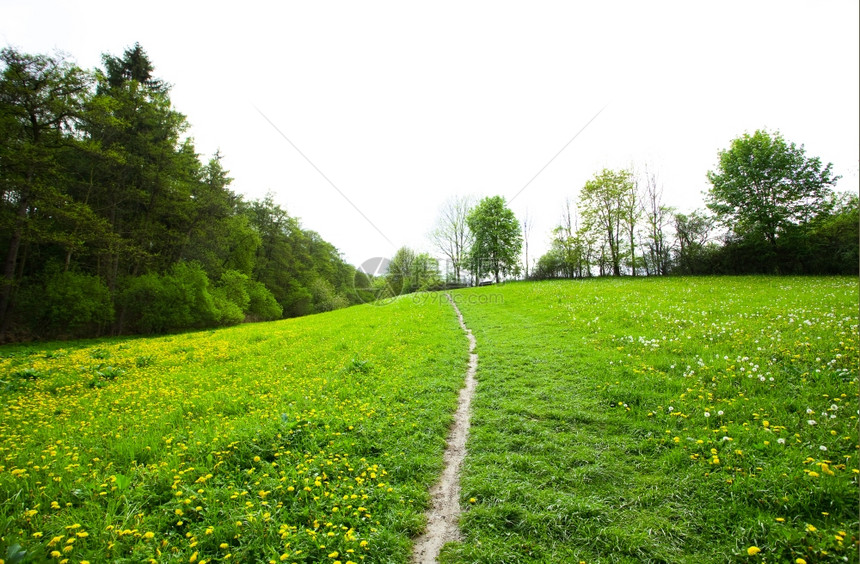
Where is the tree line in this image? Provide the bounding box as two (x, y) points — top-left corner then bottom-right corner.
(407, 129), (856, 288)
(531, 130), (856, 279)
(376, 195), (524, 296)
(0, 45), (361, 341)
(3, 43), (855, 341)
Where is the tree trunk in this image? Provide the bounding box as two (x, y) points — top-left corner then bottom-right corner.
(630, 225), (636, 277)
(0, 199), (28, 335)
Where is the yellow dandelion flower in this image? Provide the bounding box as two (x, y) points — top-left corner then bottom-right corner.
(747, 546), (760, 556)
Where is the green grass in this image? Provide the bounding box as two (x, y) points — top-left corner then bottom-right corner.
(442, 277), (858, 563)
(0, 296), (467, 563)
(2, 276), (857, 563)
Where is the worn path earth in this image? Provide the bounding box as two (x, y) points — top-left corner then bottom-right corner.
(410, 294), (478, 563)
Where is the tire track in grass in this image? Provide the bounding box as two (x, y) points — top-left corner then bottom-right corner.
(411, 293), (478, 563)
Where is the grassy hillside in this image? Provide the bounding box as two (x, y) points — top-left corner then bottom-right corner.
(445, 277), (858, 563)
(2, 276), (857, 563)
(0, 296), (467, 563)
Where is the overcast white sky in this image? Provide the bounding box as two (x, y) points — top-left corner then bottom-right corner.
(3, 1), (858, 266)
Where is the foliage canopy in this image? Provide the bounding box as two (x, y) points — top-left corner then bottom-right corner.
(706, 129), (839, 246)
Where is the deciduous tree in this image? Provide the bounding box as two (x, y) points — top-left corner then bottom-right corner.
(578, 168), (634, 276)
(429, 195), (473, 284)
(0, 48), (92, 330)
(706, 129), (839, 248)
(466, 196), (522, 284)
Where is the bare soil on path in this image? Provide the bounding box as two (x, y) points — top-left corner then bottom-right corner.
(411, 294), (478, 564)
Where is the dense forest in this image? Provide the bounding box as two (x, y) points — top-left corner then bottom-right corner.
(0, 44), (367, 342)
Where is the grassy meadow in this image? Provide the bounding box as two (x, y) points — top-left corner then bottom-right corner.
(0, 276), (857, 563)
(444, 276), (858, 563)
(0, 297), (468, 563)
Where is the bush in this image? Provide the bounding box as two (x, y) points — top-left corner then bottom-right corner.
(212, 288), (245, 326)
(246, 280), (283, 321)
(212, 270), (251, 326)
(19, 269), (114, 337)
(310, 278), (349, 313)
(218, 270), (251, 312)
(119, 262), (218, 334)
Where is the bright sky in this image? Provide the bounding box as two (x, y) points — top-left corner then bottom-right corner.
(4, 1), (858, 266)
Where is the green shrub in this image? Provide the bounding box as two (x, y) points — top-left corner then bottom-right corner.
(218, 270), (251, 312)
(310, 277), (349, 313)
(246, 280), (282, 320)
(119, 262), (218, 334)
(212, 287), (245, 326)
(19, 269), (114, 337)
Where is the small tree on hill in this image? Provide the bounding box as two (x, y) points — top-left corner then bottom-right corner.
(466, 196), (522, 284)
(706, 129), (839, 249)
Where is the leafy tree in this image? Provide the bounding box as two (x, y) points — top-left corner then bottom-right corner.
(706, 129), (839, 249)
(640, 170), (674, 276)
(544, 202), (591, 279)
(18, 268), (113, 337)
(177, 153), (260, 278)
(429, 195), (473, 284)
(246, 279), (283, 321)
(82, 43), (194, 287)
(413, 253), (443, 290)
(386, 247), (417, 295)
(579, 169), (635, 276)
(805, 193), (859, 274)
(673, 211), (713, 275)
(466, 196), (522, 283)
(0, 48), (92, 331)
(533, 247), (564, 279)
(309, 277), (349, 312)
(244, 195), (352, 317)
(119, 262), (217, 334)
(384, 247), (442, 296)
(623, 175), (642, 276)
(0, 45), (358, 341)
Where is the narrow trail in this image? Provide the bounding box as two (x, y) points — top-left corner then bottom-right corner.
(411, 294), (478, 564)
